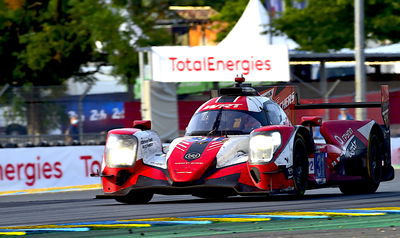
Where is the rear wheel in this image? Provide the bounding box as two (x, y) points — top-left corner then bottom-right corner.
(115, 191), (153, 204)
(339, 131), (383, 194)
(291, 136), (308, 196)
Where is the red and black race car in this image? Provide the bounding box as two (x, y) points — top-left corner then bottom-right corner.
(94, 77), (394, 204)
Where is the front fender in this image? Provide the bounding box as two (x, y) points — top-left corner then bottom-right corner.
(251, 125), (296, 166)
(248, 125), (299, 191)
(102, 128), (164, 172)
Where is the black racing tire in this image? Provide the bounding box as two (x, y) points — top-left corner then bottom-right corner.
(339, 130), (383, 195)
(291, 136), (308, 197)
(115, 191), (153, 204)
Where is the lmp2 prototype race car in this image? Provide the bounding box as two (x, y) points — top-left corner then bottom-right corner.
(94, 77), (394, 204)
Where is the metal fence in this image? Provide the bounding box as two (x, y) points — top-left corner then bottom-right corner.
(0, 133), (107, 148)
(0, 84), (131, 147)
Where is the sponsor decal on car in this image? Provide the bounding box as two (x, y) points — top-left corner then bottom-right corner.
(335, 128), (354, 145)
(184, 152), (201, 161)
(202, 104), (243, 110)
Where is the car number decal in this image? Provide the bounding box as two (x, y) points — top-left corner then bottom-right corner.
(314, 153), (327, 184)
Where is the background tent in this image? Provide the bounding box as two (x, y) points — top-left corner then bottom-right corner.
(218, 0), (298, 50)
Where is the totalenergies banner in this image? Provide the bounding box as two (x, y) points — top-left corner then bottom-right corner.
(0, 146), (102, 192)
(151, 46), (290, 82)
(0, 139), (399, 193)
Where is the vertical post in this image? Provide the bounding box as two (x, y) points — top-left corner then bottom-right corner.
(78, 82), (93, 143)
(319, 60), (329, 120)
(140, 50), (152, 120)
(355, 0), (366, 120)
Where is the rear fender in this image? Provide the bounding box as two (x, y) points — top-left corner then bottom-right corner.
(320, 120), (386, 172)
(320, 120), (375, 149)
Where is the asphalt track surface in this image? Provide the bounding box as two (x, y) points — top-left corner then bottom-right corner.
(1, 170), (400, 237)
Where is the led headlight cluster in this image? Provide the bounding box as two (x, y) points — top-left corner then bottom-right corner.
(249, 132), (281, 164)
(105, 134), (138, 167)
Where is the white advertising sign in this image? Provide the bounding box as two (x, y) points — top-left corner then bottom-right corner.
(0, 137), (399, 193)
(151, 45), (290, 82)
(391, 138), (400, 166)
(0, 146), (103, 192)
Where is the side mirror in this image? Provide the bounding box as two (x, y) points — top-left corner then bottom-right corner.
(301, 116), (322, 127)
(133, 120), (151, 130)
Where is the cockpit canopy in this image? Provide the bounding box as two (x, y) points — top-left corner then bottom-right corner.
(185, 98), (289, 136)
(185, 76), (291, 136)
(185, 109), (265, 136)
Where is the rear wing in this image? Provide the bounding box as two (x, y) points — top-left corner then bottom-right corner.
(259, 85), (389, 129)
(293, 85), (390, 130)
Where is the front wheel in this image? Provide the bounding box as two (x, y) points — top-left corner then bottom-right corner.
(115, 191), (153, 204)
(291, 136), (308, 197)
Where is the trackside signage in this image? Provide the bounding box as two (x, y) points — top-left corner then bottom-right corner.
(151, 46), (290, 82)
(0, 146), (103, 192)
(0, 139), (399, 193)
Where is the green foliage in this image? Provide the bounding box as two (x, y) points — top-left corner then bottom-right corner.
(0, 0), (134, 133)
(212, 0), (248, 42)
(365, 0), (400, 42)
(0, 0), (95, 86)
(274, 0), (400, 52)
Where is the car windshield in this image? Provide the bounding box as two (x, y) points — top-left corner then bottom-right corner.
(185, 109), (267, 136)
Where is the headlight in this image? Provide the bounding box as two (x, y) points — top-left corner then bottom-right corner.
(105, 134), (138, 168)
(249, 132), (281, 164)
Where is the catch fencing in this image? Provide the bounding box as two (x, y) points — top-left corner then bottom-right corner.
(0, 85), (134, 147)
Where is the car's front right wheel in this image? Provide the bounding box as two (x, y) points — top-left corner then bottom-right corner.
(291, 136), (308, 197)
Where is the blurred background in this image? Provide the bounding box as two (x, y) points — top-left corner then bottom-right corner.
(0, 0), (399, 147)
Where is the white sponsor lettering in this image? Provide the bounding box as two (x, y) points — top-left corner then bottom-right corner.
(279, 92), (296, 109)
(203, 104), (242, 110)
(335, 128), (353, 145)
(347, 140), (357, 157)
(335, 135), (344, 145)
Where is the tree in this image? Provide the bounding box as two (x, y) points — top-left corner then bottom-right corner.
(273, 0), (400, 52)
(211, 0), (248, 42)
(0, 0), (251, 135)
(0, 0), (133, 134)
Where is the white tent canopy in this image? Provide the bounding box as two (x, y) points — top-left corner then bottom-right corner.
(365, 43), (400, 53)
(218, 0), (298, 50)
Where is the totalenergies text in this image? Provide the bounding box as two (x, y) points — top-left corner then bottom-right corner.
(168, 56), (271, 75)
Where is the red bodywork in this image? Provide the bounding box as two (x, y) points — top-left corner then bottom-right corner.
(96, 83), (394, 201)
